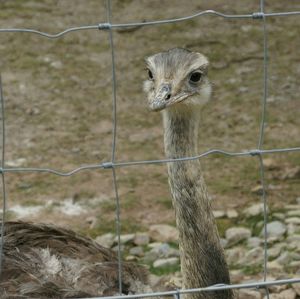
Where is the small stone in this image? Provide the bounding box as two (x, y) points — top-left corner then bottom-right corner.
(95, 233), (115, 248)
(149, 243), (171, 258)
(213, 210), (225, 218)
(285, 217), (300, 225)
(273, 213), (286, 221)
(270, 289), (297, 299)
(129, 246), (144, 257)
(225, 227), (252, 246)
(268, 245), (283, 259)
(6, 158), (27, 167)
(247, 237), (262, 248)
(296, 198), (300, 205)
(114, 234), (135, 244)
(149, 224), (178, 243)
(143, 250), (159, 263)
(153, 257), (179, 268)
(50, 60), (63, 69)
(268, 260), (283, 272)
(292, 281), (300, 295)
(148, 242), (163, 249)
(276, 252), (291, 265)
(263, 158), (279, 170)
(286, 210), (300, 217)
(227, 209), (238, 218)
(282, 167), (300, 180)
(287, 235), (300, 243)
(244, 203), (266, 217)
(261, 221), (286, 241)
(225, 247), (246, 266)
(238, 289), (262, 299)
(134, 233), (150, 246)
(125, 255), (138, 261)
(279, 288), (296, 299)
(289, 261), (300, 269)
(240, 247), (264, 265)
(287, 224), (299, 235)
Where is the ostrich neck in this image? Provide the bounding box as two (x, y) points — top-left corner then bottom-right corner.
(163, 109), (233, 299)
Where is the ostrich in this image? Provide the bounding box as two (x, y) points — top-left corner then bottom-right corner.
(144, 48), (233, 299)
(0, 48), (233, 299)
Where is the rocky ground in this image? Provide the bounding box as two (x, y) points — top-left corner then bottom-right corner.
(93, 201), (300, 298)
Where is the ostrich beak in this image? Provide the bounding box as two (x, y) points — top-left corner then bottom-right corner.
(149, 83), (171, 111)
(150, 83), (192, 112)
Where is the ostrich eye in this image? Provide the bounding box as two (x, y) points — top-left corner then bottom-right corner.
(147, 69), (154, 80)
(189, 71), (202, 83)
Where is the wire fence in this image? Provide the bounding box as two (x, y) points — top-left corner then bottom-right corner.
(0, 0), (300, 298)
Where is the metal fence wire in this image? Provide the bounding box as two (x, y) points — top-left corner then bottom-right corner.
(0, 1), (300, 298)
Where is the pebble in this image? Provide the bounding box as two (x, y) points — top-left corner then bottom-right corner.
(225, 247), (246, 266)
(95, 233), (115, 248)
(247, 237), (262, 248)
(134, 233), (150, 246)
(268, 260), (284, 272)
(268, 246), (282, 259)
(286, 210), (300, 217)
(264, 289), (296, 299)
(276, 252), (291, 265)
(292, 282), (300, 296)
(226, 209), (238, 218)
(225, 227), (252, 246)
(213, 210), (225, 218)
(149, 224), (178, 243)
(153, 257), (179, 268)
(244, 203), (266, 217)
(285, 217), (300, 225)
(239, 289), (262, 299)
(260, 221), (286, 241)
(115, 234), (135, 244)
(129, 246), (144, 257)
(240, 247), (264, 265)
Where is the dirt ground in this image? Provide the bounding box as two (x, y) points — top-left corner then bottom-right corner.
(0, 0), (299, 237)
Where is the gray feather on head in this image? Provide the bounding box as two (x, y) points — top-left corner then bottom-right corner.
(144, 48), (211, 112)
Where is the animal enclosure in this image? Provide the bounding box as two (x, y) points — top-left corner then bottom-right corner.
(0, 0), (300, 298)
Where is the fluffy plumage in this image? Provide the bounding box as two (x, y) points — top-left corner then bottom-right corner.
(0, 221), (150, 298)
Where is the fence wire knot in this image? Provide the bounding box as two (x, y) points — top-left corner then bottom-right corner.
(102, 162), (114, 169)
(249, 149), (261, 156)
(98, 23), (112, 30)
(252, 12), (265, 19)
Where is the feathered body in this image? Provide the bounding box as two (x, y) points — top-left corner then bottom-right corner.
(0, 221), (150, 298)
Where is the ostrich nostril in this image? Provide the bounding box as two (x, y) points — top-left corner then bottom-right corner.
(165, 94), (171, 101)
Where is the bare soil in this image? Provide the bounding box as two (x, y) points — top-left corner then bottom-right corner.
(0, 0), (299, 238)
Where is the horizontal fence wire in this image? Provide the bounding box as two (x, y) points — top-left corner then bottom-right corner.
(0, 2), (300, 299)
(0, 10), (299, 38)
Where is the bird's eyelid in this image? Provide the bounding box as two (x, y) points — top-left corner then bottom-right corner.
(192, 63), (209, 75)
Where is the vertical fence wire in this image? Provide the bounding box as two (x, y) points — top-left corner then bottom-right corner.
(105, 0), (123, 294)
(0, 76), (6, 273)
(257, 0), (270, 298)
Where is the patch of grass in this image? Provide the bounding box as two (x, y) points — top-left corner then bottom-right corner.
(242, 215), (264, 237)
(154, 196), (173, 209)
(242, 264), (262, 275)
(216, 218), (234, 238)
(149, 263), (180, 276)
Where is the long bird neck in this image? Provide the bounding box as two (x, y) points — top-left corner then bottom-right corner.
(163, 108), (233, 299)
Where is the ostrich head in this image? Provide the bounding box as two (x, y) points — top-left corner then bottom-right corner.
(144, 48), (211, 112)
